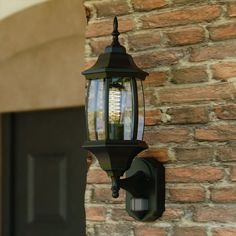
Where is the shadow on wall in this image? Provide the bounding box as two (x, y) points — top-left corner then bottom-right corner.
(0, 0), (86, 113)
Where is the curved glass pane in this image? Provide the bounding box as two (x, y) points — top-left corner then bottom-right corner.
(86, 79), (105, 141)
(137, 79), (145, 140)
(108, 77), (133, 140)
(87, 80), (97, 140)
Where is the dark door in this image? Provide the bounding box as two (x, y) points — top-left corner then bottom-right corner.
(2, 107), (87, 236)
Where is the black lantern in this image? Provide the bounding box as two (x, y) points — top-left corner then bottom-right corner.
(82, 17), (165, 221)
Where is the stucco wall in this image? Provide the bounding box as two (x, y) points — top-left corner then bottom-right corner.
(0, 0), (86, 113)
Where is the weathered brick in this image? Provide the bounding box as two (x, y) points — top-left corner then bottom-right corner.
(144, 90), (158, 106)
(111, 209), (134, 221)
(166, 166), (224, 183)
(95, 224), (133, 236)
(128, 31), (161, 51)
(228, 2), (236, 17)
(174, 227), (207, 236)
(171, 66), (208, 84)
(208, 23), (236, 41)
(86, 18), (134, 38)
(169, 186), (205, 202)
(174, 147), (214, 162)
(84, 58), (96, 70)
(211, 62), (236, 80)
(132, 0), (168, 11)
(211, 187), (236, 203)
(231, 166), (236, 182)
(90, 38), (110, 55)
(166, 106), (209, 124)
(134, 50), (182, 68)
(166, 27), (205, 46)
(138, 148), (169, 162)
(94, 0), (130, 17)
(161, 207), (184, 220)
(190, 43), (236, 62)
(140, 5), (221, 29)
(158, 83), (236, 104)
(144, 128), (190, 144)
(86, 207), (106, 221)
(214, 104), (236, 120)
(87, 169), (110, 184)
(195, 125), (236, 142)
(217, 146), (236, 161)
(212, 228), (236, 236)
(135, 227), (166, 236)
(194, 206), (236, 223)
(173, 0), (206, 4)
(145, 109), (162, 126)
(144, 71), (168, 87)
(93, 188), (125, 203)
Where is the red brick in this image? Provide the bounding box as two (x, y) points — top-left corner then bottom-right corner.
(86, 207), (106, 221)
(87, 169), (110, 184)
(158, 83), (236, 104)
(86, 18), (134, 38)
(94, 0), (130, 17)
(144, 128), (190, 144)
(144, 71), (168, 87)
(166, 27), (205, 46)
(140, 5), (221, 29)
(190, 43), (236, 62)
(212, 228), (236, 236)
(95, 224), (133, 236)
(84, 58), (96, 70)
(93, 188), (125, 203)
(166, 106), (209, 124)
(128, 31), (161, 51)
(231, 166), (236, 182)
(132, 0), (168, 11)
(228, 2), (236, 17)
(169, 186), (205, 202)
(194, 206), (236, 223)
(171, 66), (208, 84)
(166, 166), (224, 183)
(135, 227), (166, 236)
(217, 146), (236, 162)
(195, 125), (236, 142)
(173, 0), (205, 3)
(138, 148), (169, 162)
(174, 147), (214, 162)
(145, 109), (162, 126)
(211, 62), (236, 80)
(208, 23), (236, 41)
(174, 227), (207, 236)
(214, 104), (236, 120)
(211, 187), (236, 203)
(161, 207), (184, 220)
(134, 50), (182, 69)
(144, 90), (158, 106)
(90, 38), (110, 55)
(111, 208), (134, 221)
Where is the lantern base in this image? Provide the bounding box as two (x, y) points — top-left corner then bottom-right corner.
(122, 157), (165, 221)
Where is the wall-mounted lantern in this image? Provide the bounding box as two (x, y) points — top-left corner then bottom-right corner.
(82, 17), (165, 221)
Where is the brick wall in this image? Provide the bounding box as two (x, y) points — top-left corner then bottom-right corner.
(83, 0), (236, 235)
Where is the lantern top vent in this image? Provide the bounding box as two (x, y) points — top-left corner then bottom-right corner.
(82, 16), (148, 80)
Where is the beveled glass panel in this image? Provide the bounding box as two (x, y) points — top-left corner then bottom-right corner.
(137, 79), (145, 140)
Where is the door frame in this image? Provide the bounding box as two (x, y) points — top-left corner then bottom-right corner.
(1, 114), (15, 236)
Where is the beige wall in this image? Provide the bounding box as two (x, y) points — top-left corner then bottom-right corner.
(0, 0), (47, 20)
(0, 0), (86, 113)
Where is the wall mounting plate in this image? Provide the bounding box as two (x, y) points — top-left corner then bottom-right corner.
(125, 157), (165, 221)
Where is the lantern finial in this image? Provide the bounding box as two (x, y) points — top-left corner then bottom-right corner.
(112, 16), (120, 46)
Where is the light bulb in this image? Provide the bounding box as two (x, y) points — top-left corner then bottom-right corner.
(109, 86), (122, 124)
(109, 81), (125, 140)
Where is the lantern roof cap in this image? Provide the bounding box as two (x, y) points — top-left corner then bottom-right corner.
(82, 16), (148, 80)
